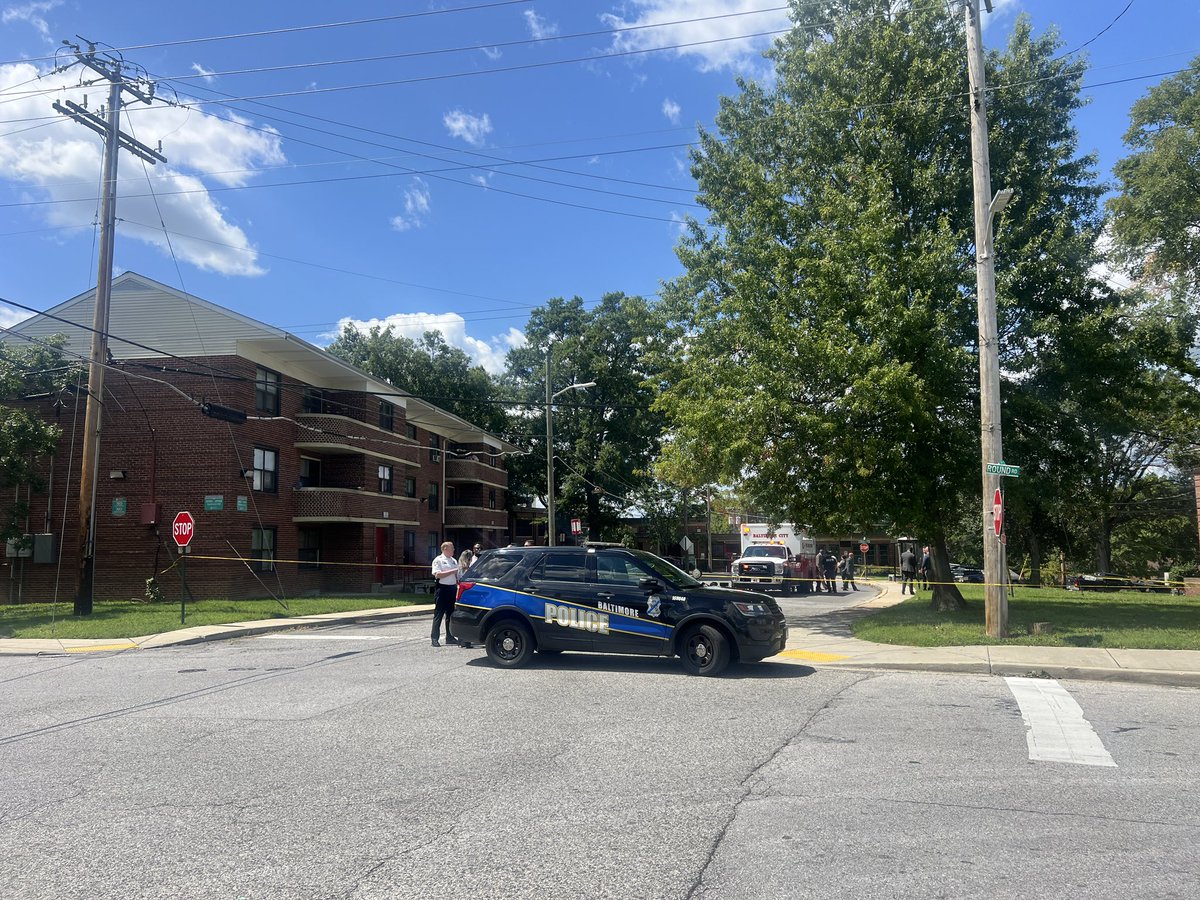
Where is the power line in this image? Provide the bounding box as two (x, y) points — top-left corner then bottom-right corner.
(0, 0), (538, 67)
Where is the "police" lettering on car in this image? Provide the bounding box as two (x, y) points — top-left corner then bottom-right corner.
(544, 603), (610, 635)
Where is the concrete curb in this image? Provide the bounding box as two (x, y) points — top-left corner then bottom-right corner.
(0, 604), (435, 657)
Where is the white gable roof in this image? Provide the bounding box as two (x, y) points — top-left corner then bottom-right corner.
(8, 271), (519, 451)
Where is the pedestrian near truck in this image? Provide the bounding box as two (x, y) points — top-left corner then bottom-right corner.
(821, 548), (839, 593)
(840, 551), (857, 591)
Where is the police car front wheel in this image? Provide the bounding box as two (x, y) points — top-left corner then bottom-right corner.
(485, 619), (535, 669)
(679, 624), (731, 677)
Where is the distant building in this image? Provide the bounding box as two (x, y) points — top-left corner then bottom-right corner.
(4, 272), (515, 602)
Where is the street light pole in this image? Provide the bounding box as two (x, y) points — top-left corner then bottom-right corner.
(966, 0), (1013, 637)
(544, 348), (594, 547)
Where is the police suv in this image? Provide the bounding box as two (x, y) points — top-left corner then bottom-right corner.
(451, 544), (788, 677)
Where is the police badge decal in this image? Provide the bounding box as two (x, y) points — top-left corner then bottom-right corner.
(647, 595), (662, 618)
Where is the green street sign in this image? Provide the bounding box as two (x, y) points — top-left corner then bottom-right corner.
(986, 462), (1021, 478)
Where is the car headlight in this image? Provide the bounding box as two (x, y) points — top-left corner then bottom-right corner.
(733, 601), (770, 617)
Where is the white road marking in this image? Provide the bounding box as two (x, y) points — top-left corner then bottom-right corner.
(259, 634), (384, 641)
(1005, 677), (1116, 767)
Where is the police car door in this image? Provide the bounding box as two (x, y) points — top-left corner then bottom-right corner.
(593, 552), (670, 656)
(526, 550), (595, 651)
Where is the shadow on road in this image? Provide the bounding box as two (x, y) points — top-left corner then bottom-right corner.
(465, 653), (815, 679)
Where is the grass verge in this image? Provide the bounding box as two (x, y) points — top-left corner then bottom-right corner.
(851, 585), (1200, 650)
(0, 596), (425, 640)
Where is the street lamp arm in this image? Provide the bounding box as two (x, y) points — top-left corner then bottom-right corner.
(552, 381), (596, 400)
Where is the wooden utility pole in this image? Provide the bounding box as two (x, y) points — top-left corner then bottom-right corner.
(54, 41), (165, 614)
(964, 1), (1008, 637)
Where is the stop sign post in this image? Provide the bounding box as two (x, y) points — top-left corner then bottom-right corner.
(171, 511), (195, 624)
(992, 488), (1003, 539)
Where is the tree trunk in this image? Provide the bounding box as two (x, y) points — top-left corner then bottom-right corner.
(1027, 532), (1042, 587)
(1095, 520), (1112, 573)
(929, 532), (966, 611)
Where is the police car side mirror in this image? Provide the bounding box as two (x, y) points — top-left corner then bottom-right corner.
(638, 577), (661, 592)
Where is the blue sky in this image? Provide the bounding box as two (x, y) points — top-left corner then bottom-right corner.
(0, 1), (1195, 374)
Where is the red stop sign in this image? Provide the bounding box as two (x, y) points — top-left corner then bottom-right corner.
(172, 511), (195, 547)
(992, 488), (1003, 538)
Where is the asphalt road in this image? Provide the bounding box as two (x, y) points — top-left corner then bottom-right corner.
(1, 609), (1197, 900)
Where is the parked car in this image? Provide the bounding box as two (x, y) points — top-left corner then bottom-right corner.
(1069, 573), (1171, 594)
(452, 543), (788, 676)
(949, 563), (984, 584)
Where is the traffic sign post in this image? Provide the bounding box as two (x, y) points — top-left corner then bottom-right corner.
(172, 511), (195, 623)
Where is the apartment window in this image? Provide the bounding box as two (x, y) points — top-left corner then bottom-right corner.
(428, 482), (439, 512)
(379, 400), (394, 431)
(405, 423), (417, 440)
(378, 464), (393, 494)
(428, 532), (440, 563)
(252, 447), (278, 493)
(302, 387), (324, 413)
(489, 488), (497, 510)
(251, 527), (276, 572)
(404, 530), (416, 564)
(255, 367), (280, 415)
(404, 477), (417, 498)
(298, 457), (321, 488)
(298, 528), (321, 569)
(429, 434), (442, 463)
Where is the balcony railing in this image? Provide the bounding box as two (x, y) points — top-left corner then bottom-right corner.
(443, 506), (507, 529)
(293, 487), (420, 524)
(445, 457), (507, 485)
(295, 413), (419, 467)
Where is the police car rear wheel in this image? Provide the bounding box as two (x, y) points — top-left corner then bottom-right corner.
(486, 620), (534, 669)
(680, 624), (730, 677)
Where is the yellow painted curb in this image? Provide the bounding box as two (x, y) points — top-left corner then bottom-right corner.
(64, 642), (138, 654)
(778, 649), (850, 663)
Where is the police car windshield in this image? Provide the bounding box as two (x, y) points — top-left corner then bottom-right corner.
(627, 549), (702, 588)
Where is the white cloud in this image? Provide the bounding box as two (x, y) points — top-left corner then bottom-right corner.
(390, 177), (431, 231)
(1, 0), (61, 38)
(443, 109), (493, 146)
(480, 46), (502, 61)
(0, 62), (284, 276)
(524, 9), (559, 40)
(0, 304), (31, 328)
(983, 0), (1021, 30)
(328, 312), (526, 375)
(661, 97), (682, 124)
(190, 63), (216, 83)
(602, 0), (791, 73)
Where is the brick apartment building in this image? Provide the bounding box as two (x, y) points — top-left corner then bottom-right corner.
(5, 272), (515, 603)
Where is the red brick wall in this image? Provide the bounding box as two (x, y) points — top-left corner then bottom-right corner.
(3, 354), (509, 603)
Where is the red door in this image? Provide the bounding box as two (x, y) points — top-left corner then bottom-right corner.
(374, 527), (386, 584)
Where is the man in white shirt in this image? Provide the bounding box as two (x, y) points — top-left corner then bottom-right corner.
(431, 541), (461, 647)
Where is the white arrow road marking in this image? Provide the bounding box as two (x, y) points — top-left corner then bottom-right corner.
(1005, 677), (1116, 767)
(260, 634), (384, 641)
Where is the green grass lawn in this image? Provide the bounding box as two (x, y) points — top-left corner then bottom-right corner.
(0, 595), (427, 640)
(852, 584), (1200, 650)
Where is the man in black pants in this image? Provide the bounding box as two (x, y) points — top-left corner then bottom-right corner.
(431, 540), (464, 647)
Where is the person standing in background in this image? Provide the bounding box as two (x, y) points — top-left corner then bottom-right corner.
(900, 546), (918, 595)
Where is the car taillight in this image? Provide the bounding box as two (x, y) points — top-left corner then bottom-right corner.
(455, 581), (474, 602)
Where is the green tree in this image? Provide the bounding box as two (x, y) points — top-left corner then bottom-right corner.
(1109, 58), (1200, 298)
(325, 325), (510, 436)
(504, 293), (667, 540)
(0, 339), (71, 542)
(655, 2), (1109, 610)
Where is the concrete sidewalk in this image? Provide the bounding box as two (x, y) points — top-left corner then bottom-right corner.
(2, 584), (1199, 688)
(778, 579), (1200, 688)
